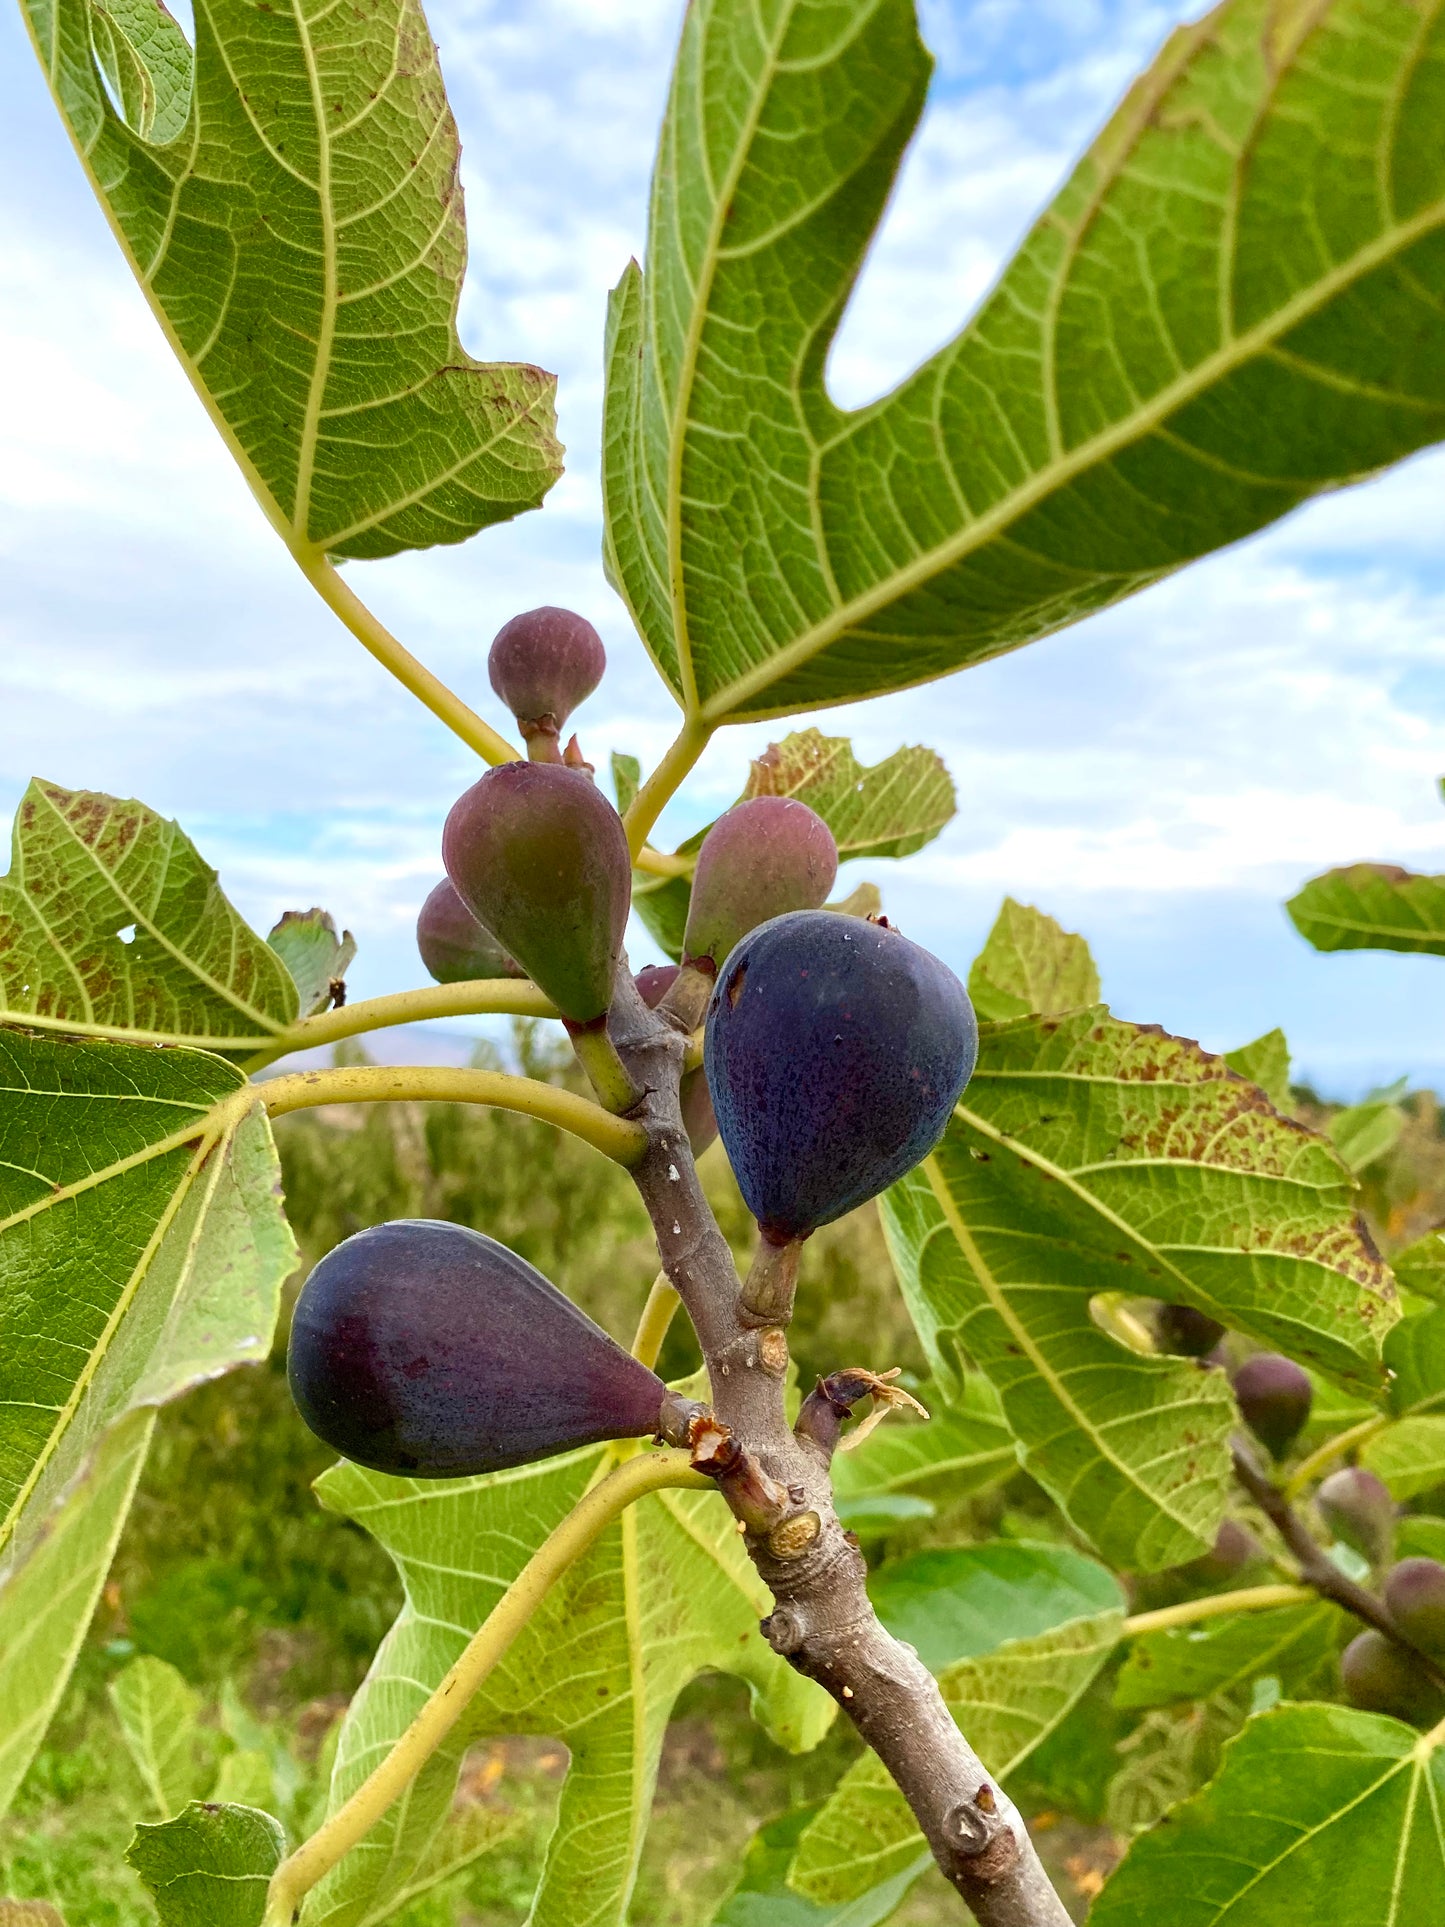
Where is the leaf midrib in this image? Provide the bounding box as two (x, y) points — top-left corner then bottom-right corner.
(698, 186), (1445, 721)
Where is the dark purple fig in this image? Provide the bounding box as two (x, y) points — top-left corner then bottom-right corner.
(1231, 1353), (1312, 1461)
(288, 1221), (683, 1477)
(1154, 1302), (1226, 1359)
(683, 798), (837, 972)
(1340, 1629), (1445, 1724)
(704, 910), (977, 1242)
(416, 878), (525, 985)
(488, 607), (605, 739)
(1317, 1467), (1396, 1570)
(635, 962), (717, 1153)
(442, 763), (630, 1025)
(635, 963), (680, 1009)
(1385, 1558), (1445, 1660)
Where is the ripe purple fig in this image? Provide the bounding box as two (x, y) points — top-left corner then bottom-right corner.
(416, 878), (524, 984)
(1340, 1629), (1445, 1725)
(1231, 1353), (1312, 1461)
(288, 1221), (688, 1476)
(488, 607), (605, 749)
(1154, 1302), (1225, 1359)
(1385, 1558), (1445, 1659)
(1317, 1467), (1396, 1570)
(442, 763), (630, 1026)
(704, 910), (977, 1242)
(683, 798), (837, 973)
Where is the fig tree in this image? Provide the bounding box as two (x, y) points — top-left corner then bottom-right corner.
(416, 878), (524, 984)
(1231, 1352), (1312, 1461)
(1340, 1629), (1445, 1725)
(635, 962), (718, 1154)
(1317, 1466), (1396, 1570)
(488, 607), (605, 756)
(288, 1220), (692, 1476)
(704, 910), (977, 1243)
(442, 763), (630, 1026)
(682, 798), (838, 973)
(1385, 1558), (1445, 1659)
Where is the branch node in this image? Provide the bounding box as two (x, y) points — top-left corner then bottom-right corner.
(766, 1510), (821, 1561)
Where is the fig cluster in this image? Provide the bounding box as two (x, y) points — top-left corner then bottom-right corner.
(1341, 1556), (1445, 1725)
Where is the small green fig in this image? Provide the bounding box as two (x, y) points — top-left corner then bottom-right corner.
(683, 798), (837, 974)
(1317, 1467), (1396, 1570)
(1340, 1629), (1445, 1724)
(1385, 1558), (1445, 1659)
(489, 607), (605, 743)
(416, 878), (524, 984)
(1231, 1353), (1312, 1461)
(442, 763), (630, 1025)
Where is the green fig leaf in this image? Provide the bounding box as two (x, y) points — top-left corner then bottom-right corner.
(605, 0), (1445, 727)
(20, 0), (560, 559)
(0, 1030), (295, 1808)
(1385, 1306), (1445, 1418)
(267, 911), (356, 1020)
(967, 899), (1100, 1022)
(1089, 1705), (1445, 1926)
(109, 1656), (208, 1819)
(0, 782), (299, 1054)
(884, 1011), (1394, 1571)
(303, 1448), (833, 1927)
(1223, 1029), (1292, 1113)
(1394, 1229), (1445, 1304)
(1287, 865), (1445, 957)
(1362, 1416), (1445, 1500)
(611, 753), (643, 818)
(713, 1806), (928, 1927)
(1114, 1599), (1344, 1711)
(740, 731), (954, 861)
(1329, 1100), (1407, 1176)
(790, 1544), (1124, 1906)
(126, 1801), (286, 1926)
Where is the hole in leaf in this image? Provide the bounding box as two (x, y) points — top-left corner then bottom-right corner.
(116, 924), (137, 945)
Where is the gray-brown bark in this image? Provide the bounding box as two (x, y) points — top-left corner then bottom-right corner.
(606, 968), (1071, 1925)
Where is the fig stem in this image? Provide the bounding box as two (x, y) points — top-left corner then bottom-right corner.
(298, 552), (521, 766)
(739, 1235), (802, 1325)
(632, 1272), (682, 1371)
(240, 979), (557, 1072)
(1121, 1582), (1314, 1638)
(258, 1066), (647, 1165)
(260, 1448), (707, 1926)
(622, 715), (712, 859)
(566, 1021), (644, 1114)
(1282, 1414), (1390, 1501)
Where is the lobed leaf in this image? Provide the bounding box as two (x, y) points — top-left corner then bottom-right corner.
(791, 1543), (1124, 1906)
(884, 1010), (1393, 1569)
(1288, 865), (1445, 957)
(740, 731), (954, 861)
(304, 1448), (832, 1927)
(967, 899), (1100, 1022)
(21, 0), (560, 561)
(126, 1801), (286, 1927)
(0, 782), (298, 1054)
(606, 0), (1445, 726)
(267, 911), (356, 1021)
(0, 1029), (295, 1806)
(109, 1655), (208, 1819)
(1090, 1704), (1445, 1926)
(1114, 1599), (1343, 1711)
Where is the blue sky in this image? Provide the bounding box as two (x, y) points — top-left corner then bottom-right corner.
(1, 0), (1440, 1095)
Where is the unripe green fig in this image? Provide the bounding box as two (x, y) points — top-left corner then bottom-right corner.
(1317, 1467), (1396, 1570)
(442, 763), (630, 1025)
(1154, 1302), (1225, 1358)
(288, 1220), (691, 1476)
(1385, 1558), (1445, 1659)
(1340, 1629), (1445, 1725)
(416, 878), (524, 984)
(488, 607), (605, 738)
(1231, 1352), (1312, 1461)
(683, 798), (837, 973)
